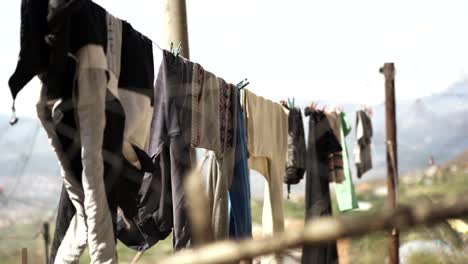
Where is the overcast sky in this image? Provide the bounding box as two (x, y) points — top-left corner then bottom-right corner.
(1, 0), (468, 117)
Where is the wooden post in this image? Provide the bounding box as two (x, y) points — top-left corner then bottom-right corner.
(163, 0), (190, 58)
(380, 63), (399, 264)
(163, 0), (197, 165)
(42, 222), (50, 264)
(21, 248), (28, 264)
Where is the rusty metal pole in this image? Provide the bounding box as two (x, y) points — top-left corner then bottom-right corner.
(380, 63), (399, 264)
(163, 0), (190, 58)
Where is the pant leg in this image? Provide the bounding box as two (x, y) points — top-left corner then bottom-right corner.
(169, 136), (193, 249)
(36, 86), (87, 264)
(204, 151), (230, 240)
(54, 214), (88, 264)
(228, 94), (252, 239)
(75, 45), (116, 264)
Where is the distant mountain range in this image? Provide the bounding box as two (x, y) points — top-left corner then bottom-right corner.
(1, 78), (467, 204)
(369, 78), (468, 178)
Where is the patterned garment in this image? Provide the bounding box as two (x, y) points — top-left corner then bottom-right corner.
(328, 152), (345, 183)
(219, 83), (234, 152)
(326, 112), (346, 183)
(191, 63), (237, 241)
(192, 65), (236, 156)
(354, 110), (373, 178)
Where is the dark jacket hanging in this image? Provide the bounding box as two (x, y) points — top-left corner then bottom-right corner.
(302, 107), (341, 264)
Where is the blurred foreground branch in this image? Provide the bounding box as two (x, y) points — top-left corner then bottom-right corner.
(161, 194), (468, 264)
(185, 155), (213, 246)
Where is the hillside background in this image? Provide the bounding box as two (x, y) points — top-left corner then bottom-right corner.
(1, 78), (467, 214)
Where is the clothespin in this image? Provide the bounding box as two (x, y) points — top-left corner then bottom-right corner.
(287, 98), (295, 109)
(175, 42), (182, 56)
(9, 101), (18, 126)
(309, 102), (317, 110)
(367, 107), (373, 118)
(170, 42), (182, 57)
(237, 78), (249, 90)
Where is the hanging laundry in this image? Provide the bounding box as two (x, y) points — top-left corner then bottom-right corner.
(283, 106), (307, 197)
(150, 50), (195, 249)
(8, 0), (49, 99)
(327, 110), (359, 212)
(241, 89), (288, 264)
(354, 109), (373, 178)
(9, 1), (168, 262)
(202, 151), (231, 240)
(151, 50), (241, 247)
(38, 5), (121, 263)
(228, 91), (252, 239)
(191, 62), (238, 240)
(326, 111), (346, 184)
(302, 107), (341, 264)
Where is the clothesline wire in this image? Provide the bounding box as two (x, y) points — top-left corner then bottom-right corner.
(136, 30), (181, 54)
(2, 121), (41, 206)
(150, 38), (164, 52)
(135, 29), (164, 52)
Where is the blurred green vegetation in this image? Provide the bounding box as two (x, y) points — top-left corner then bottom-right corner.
(1, 170), (468, 263)
(346, 170), (468, 263)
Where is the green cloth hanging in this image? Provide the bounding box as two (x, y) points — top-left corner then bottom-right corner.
(335, 111), (359, 212)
